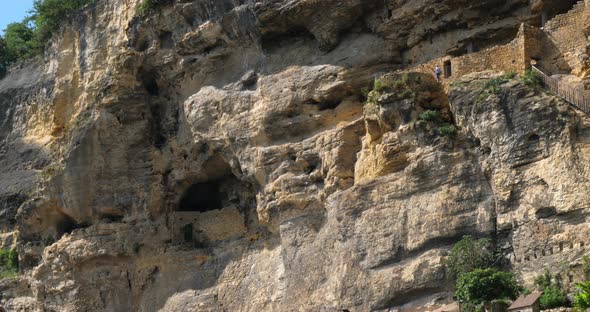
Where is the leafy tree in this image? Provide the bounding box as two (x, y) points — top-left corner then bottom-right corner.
(574, 281), (590, 311)
(31, 0), (95, 45)
(0, 248), (19, 279)
(2, 21), (36, 62)
(456, 268), (521, 305)
(0, 0), (94, 70)
(0, 37), (7, 78)
(445, 235), (497, 280)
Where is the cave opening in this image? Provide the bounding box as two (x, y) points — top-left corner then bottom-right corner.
(178, 181), (225, 212)
(260, 27), (316, 53)
(139, 69), (160, 96)
(56, 213), (89, 237)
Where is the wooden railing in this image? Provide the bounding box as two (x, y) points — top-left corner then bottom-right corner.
(532, 66), (590, 113)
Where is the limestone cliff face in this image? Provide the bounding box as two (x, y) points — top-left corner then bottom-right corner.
(0, 0), (589, 311)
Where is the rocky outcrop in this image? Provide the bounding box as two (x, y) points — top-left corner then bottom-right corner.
(0, 0), (589, 311)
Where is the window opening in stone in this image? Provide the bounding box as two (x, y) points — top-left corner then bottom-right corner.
(183, 224), (193, 242)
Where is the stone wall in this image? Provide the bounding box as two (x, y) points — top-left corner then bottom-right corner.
(171, 207), (247, 243)
(406, 24), (531, 81)
(543, 1), (590, 75)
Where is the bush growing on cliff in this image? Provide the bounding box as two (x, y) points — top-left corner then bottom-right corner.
(419, 110), (440, 122)
(445, 235), (498, 280)
(574, 281), (590, 311)
(0, 249), (19, 280)
(438, 124), (458, 137)
(534, 269), (568, 309)
(522, 69), (542, 87)
(456, 268), (521, 306)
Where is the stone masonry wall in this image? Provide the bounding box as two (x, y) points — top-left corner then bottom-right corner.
(543, 1), (590, 75)
(406, 24), (530, 81)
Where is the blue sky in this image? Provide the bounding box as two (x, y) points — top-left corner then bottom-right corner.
(0, 1), (35, 35)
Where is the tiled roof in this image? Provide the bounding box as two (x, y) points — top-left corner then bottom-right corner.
(508, 291), (543, 310)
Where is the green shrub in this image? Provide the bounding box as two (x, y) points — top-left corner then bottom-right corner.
(137, 0), (173, 16)
(456, 268), (521, 305)
(482, 77), (509, 95)
(373, 79), (389, 93)
(574, 281), (590, 311)
(503, 71), (516, 80)
(540, 286), (568, 309)
(399, 89), (415, 99)
(445, 236), (497, 280)
(534, 269), (567, 309)
(522, 69), (542, 87)
(0, 249), (19, 280)
(419, 110), (440, 122)
(438, 124), (458, 137)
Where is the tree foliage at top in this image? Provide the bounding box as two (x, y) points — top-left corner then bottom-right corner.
(0, 0), (94, 75)
(32, 0), (95, 44)
(2, 21), (37, 63)
(0, 38), (7, 77)
(445, 235), (498, 280)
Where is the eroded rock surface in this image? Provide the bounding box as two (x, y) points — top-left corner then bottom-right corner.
(0, 0), (589, 311)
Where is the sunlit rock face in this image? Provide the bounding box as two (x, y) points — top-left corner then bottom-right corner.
(1, 0), (589, 311)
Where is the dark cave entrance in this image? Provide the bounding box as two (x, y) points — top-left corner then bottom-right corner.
(177, 181), (225, 212)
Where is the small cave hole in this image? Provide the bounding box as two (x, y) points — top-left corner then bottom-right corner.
(101, 213), (124, 223)
(134, 37), (150, 52)
(306, 99), (342, 111)
(159, 31), (174, 49)
(528, 133), (540, 141)
(536, 206), (557, 219)
(305, 162), (318, 174)
(178, 181), (224, 212)
(260, 27), (315, 53)
(139, 69), (160, 96)
(56, 213), (89, 237)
